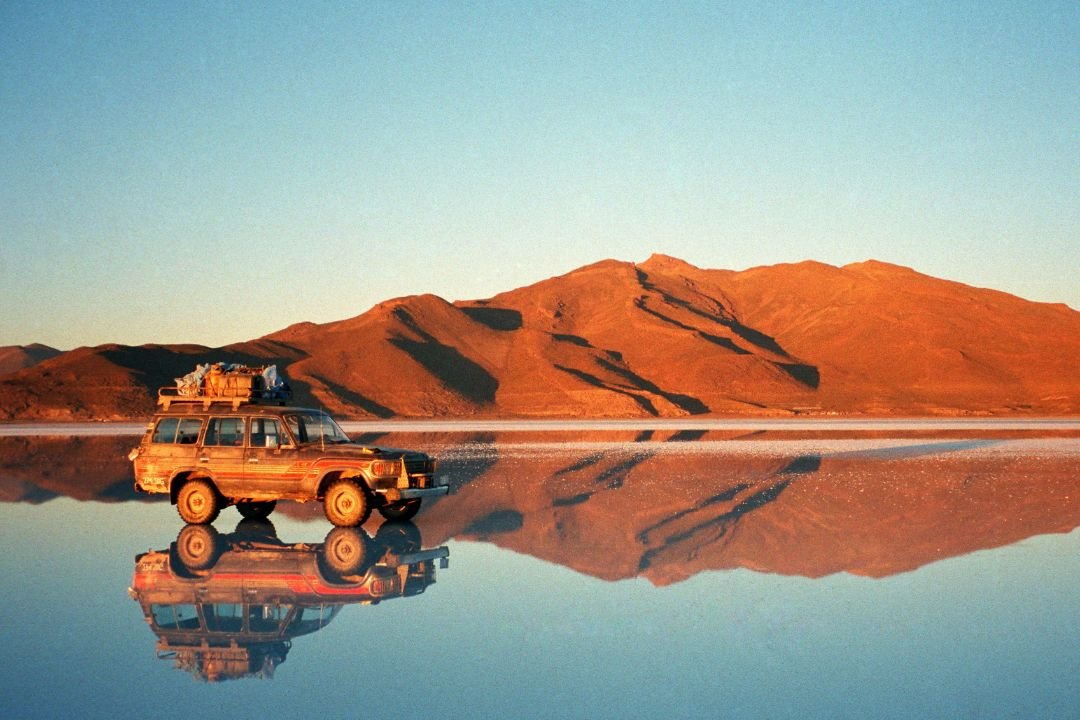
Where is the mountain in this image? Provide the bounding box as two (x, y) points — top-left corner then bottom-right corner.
(0, 344), (61, 375)
(2, 256), (1078, 419)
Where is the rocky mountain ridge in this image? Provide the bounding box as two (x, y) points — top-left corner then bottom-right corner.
(2, 256), (1077, 419)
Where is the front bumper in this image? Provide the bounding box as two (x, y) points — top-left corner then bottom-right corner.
(397, 485), (449, 500)
(379, 483), (449, 502)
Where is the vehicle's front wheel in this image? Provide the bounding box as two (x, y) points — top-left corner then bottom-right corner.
(375, 520), (421, 554)
(377, 498), (421, 522)
(177, 479), (220, 525)
(321, 527), (368, 575)
(237, 500), (277, 520)
(323, 479), (371, 527)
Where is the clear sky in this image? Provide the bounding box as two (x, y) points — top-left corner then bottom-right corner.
(2, 1), (1077, 350)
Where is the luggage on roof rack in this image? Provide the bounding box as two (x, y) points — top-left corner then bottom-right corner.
(158, 362), (291, 410)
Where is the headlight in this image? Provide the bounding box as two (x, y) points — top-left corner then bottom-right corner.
(371, 460), (399, 476)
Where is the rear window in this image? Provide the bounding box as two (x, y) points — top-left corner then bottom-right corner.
(152, 417), (203, 444)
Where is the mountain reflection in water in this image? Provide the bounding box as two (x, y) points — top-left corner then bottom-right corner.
(3, 430), (1078, 583)
(416, 436), (1080, 583)
(128, 519), (448, 682)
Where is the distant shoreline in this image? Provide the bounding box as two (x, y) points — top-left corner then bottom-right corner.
(3, 417), (1080, 437)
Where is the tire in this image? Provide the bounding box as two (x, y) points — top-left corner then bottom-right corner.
(378, 498), (421, 522)
(321, 527), (368, 575)
(177, 479), (221, 525)
(175, 524), (222, 571)
(375, 520), (421, 554)
(323, 479), (371, 527)
(237, 500), (277, 520)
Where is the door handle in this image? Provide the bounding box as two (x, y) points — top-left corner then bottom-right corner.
(198, 456), (209, 463)
(248, 457), (259, 463)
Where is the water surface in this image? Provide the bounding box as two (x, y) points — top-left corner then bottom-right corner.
(1, 422), (1078, 719)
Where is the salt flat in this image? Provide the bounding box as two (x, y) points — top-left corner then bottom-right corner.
(435, 436), (1080, 461)
(2, 417), (1079, 437)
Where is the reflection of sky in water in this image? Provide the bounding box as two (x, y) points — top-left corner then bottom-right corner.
(2, 492), (1078, 720)
(433, 533), (1080, 719)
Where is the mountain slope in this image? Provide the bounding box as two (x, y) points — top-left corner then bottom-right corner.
(664, 257), (1079, 413)
(0, 344), (61, 376)
(1, 256), (1077, 419)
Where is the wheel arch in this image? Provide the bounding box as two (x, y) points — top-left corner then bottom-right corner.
(169, 470), (218, 505)
(315, 468), (371, 500)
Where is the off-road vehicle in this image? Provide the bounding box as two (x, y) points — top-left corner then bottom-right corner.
(129, 521), (448, 681)
(129, 370), (445, 526)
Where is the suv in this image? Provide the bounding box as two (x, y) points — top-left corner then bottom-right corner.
(129, 522), (448, 681)
(129, 397), (445, 526)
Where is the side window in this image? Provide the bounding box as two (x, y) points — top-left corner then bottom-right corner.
(249, 604), (292, 633)
(250, 418), (285, 448)
(285, 415), (305, 443)
(177, 418), (203, 444)
(152, 418), (180, 443)
(290, 605), (339, 633)
(204, 604), (244, 633)
(151, 604), (200, 630)
(205, 417), (246, 447)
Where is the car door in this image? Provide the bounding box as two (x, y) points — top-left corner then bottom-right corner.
(138, 415), (204, 490)
(245, 416), (307, 496)
(199, 416), (247, 497)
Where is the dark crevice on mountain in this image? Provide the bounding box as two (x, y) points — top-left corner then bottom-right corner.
(774, 362), (821, 389)
(593, 357), (710, 415)
(635, 268), (794, 358)
(633, 297), (750, 355)
(554, 364), (659, 416)
(311, 375), (396, 418)
(553, 492), (592, 507)
(724, 320), (788, 357)
(550, 333), (593, 347)
(459, 306), (523, 331)
(391, 309), (499, 404)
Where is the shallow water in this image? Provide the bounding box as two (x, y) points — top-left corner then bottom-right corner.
(1, 422), (1078, 719)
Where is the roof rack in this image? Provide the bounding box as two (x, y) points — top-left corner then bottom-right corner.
(157, 386), (292, 411)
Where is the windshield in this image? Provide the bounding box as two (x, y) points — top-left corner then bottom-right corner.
(284, 412), (352, 445)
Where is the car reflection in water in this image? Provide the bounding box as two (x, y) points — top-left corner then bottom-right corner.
(128, 519), (449, 682)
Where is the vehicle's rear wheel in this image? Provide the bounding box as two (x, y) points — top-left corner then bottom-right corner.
(237, 500), (277, 519)
(175, 524), (222, 571)
(177, 479), (220, 524)
(377, 498), (421, 522)
(323, 479), (371, 527)
(321, 527), (368, 575)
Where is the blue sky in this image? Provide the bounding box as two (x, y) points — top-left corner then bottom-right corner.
(2, 1), (1077, 350)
